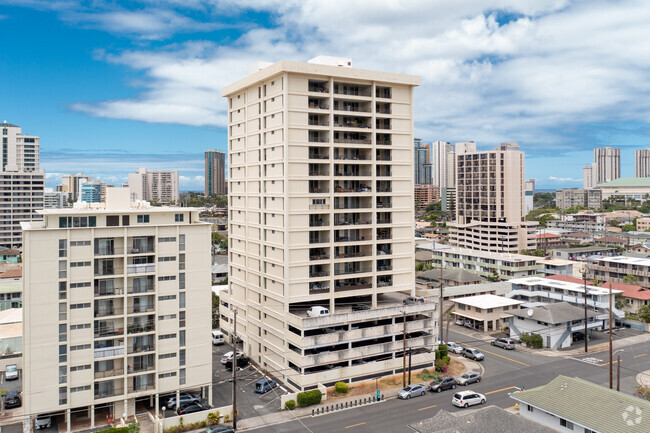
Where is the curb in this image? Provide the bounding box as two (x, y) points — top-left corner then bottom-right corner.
(636, 370), (650, 388)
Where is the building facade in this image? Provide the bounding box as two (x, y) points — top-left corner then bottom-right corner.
(555, 188), (602, 210)
(414, 184), (440, 211)
(546, 212), (606, 233)
(0, 122), (44, 249)
(414, 139), (432, 185)
(204, 150), (226, 196)
(636, 148), (650, 178)
(593, 147), (620, 185)
(80, 183), (103, 203)
(45, 188), (72, 209)
(524, 179), (534, 215)
(431, 141), (455, 188)
(220, 58), (437, 391)
(128, 168), (179, 204)
(449, 142), (537, 252)
(21, 188), (211, 430)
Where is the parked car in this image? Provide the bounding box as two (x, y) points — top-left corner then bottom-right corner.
(463, 320), (473, 329)
(225, 356), (250, 371)
(446, 342), (463, 354)
(461, 347), (484, 361)
(307, 306), (330, 317)
(455, 318), (464, 326)
(212, 330), (225, 345)
(35, 415), (53, 430)
(403, 296), (424, 305)
(177, 402), (210, 416)
(164, 392), (200, 411)
(398, 384), (427, 399)
(254, 378), (278, 394)
(4, 363), (18, 380)
(220, 351), (244, 364)
(351, 303), (370, 311)
(574, 332), (591, 342)
(428, 376), (457, 393)
(205, 426), (235, 433)
(5, 390), (21, 408)
(457, 372), (481, 386)
(491, 337), (515, 350)
(452, 390), (486, 408)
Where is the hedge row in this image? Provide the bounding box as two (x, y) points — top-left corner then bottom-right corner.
(297, 389), (322, 407)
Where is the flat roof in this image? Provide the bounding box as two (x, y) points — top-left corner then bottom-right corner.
(222, 60), (421, 96)
(37, 206), (200, 215)
(509, 277), (623, 296)
(452, 294), (523, 309)
(553, 246), (617, 253)
(596, 255), (650, 267)
(430, 245), (539, 263)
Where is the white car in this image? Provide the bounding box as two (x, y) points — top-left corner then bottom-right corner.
(4, 364), (18, 380)
(220, 351), (243, 364)
(452, 390), (486, 408)
(446, 342), (463, 354)
(307, 306), (330, 317)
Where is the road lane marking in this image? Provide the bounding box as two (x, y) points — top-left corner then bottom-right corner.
(418, 404), (438, 411)
(485, 386), (518, 395)
(465, 344), (530, 367)
(599, 360), (620, 366)
(345, 422), (367, 429)
(634, 353), (647, 358)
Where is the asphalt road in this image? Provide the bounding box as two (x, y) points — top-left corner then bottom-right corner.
(244, 329), (650, 433)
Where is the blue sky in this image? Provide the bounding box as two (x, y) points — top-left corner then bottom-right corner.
(1, 1), (650, 190)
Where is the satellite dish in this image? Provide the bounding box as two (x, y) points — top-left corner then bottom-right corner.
(527, 309), (534, 317)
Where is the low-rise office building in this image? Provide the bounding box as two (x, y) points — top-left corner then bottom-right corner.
(511, 375), (650, 433)
(452, 294), (524, 333)
(429, 246), (543, 280)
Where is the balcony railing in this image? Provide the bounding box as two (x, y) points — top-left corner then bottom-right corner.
(94, 346), (124, 359)
(310, 221), (328, 227)
(95, 267), (123, 276)
(310, 253), (329, 261)
(127, 323), (155, 334)
(377, 249), (392, 256)
(94, 368), (124, 379)
(334, 138), (372, 144)
(127, 264), (155, 274)
(377, 280), (393, 287)
(309, 286), (330, 294)
(127, 305), (155, 314)
(309, 137), (329, 143)
(94, 327), (124, 338)
(95, 308), (124, 318)
(334, 122), (371, 129)
(335, 268), (370, 276)
(309, 271), (330, 278)
(335, 220), (371, 226)
(128, 384), (155, 393)
(310, 188), (329, 194)
(377, 265), (393, 272)
(376, 203), (392, 209)
(334, 282), (372, 292)
(377, 218), (392, 224)
(95, 247), (124, 256)
(127, 285), (155, 294)
(334, 155), (369, 161)
(128, 246), (154, 254)
(95, 287), (124, 297)
(309, 204), (330, 210)
(128, 345), (155, 355)
(308, 86), (328, 93)
(128, 364), (155, 374)
(94, 387), (124, 399)
(308, 153), (329, 159)
(376, 139), (392, 145)
(309, 104), (329, 110)
(335, 251), (367, 259)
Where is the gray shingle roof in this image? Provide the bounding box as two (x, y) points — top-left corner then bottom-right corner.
(415, 251), (433, 261)
(510, 375), (650, 433)
(409, 405), (556, 433)
(417, 268), (485, 284)
(509, 302), (599, 324)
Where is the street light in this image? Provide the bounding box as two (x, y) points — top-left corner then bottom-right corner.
(613, 349), (625, 391)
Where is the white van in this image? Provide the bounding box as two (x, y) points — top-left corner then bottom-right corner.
(307, 306), (330, 317)
(212, 330), (224, 345)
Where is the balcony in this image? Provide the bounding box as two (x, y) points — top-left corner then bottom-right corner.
(95, 247), (124, 256)
(309, 132), (329, 143)
(94, 322), (124, 338)
(308, 151), (329, 160)
(127, 264), (155, 274)
(308, 83), (329, 93)
(94, 382), (124, 399)
(335, 250), (368, 259)
(95, 266), (123, 277)
(128, 383), (155, 393)
(95, 368), (124, 379)
(334, 279), (372, 292)
(94, 345), (124, 359)
(309, 282), (330, 294)
(95, 307), (124, 318)
(333, 83), (371, 97)
(309, 270), (330, 278)
(334, 132), (371, 144)
(127, 317), (155, 334)
(95, 286), (124, 297)
(333, 117), (371, 129)
(309, 203), (330, 210)
(309, 249), (329, 261)
(128, 335), (155, 354)
(376, 202), (392, 209)
(377, 248), (392, 256)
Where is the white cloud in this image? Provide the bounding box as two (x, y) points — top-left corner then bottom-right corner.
(549, 176), (581, 182)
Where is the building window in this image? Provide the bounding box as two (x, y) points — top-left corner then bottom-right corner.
(179, 311), (186, 328)
(59, 239), (67, 258)
(179, 273), (185, 290)
(59, 323), (67, 342)
(59, 303), (67, 321)
(71, 385), (91, 393)
(175, 213), (184, 222)
(158, 295), (176, 301)
(179, 368), (186, 385)
(59, 261), (67, 279)
(70, 364), (91, 371)
(179, 234), (185, 251)
(560, 419), (574, 430)
(179, 292), (186, 309)
(158, 333), (176, 340)
(70, 344), (91, 351)
(59, 387), (67, 405)
(158, 256), (176, 262)
(59, 282), (67, 300)
(527, 405), (533, 412)
(158, 353), (177, 359)
(179, 349), (186, 366)
(159, 372), (177, 378)
(107, 215), (119, 226)
(179, 253), (185, 270)
(59, 345), (67, 363)
(137, 215), (150, 223)
(179, 330), (186, 347)
(158, 314), (176, 320)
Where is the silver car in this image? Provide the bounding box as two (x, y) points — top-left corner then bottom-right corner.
(35, 415), (52, 430)
(446, 342), (463, 354)
(398, 384), (426, 399)
(457, 372), (481, 386)
(491, 338), (516, 350)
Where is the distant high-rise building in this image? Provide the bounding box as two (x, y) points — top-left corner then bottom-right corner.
(414, 139), (432, 184)
(58, 173), (92, 201)
(80, 182), (102, 203)
(204, 150), (226, 196)
(449, 142), (537, 252)
(0, 121), (44, 248)
(44, 188), (71, 209)
(583, 163), (596, 189)
(635, 149), (650, 178)
(414, 184), (440, 211)
(525, 179), (535, 215)
(431, 141), (455, 188)
(593, 147), (620, 184)
(556, 188), (602, 210)
(128, 168), (179, 203)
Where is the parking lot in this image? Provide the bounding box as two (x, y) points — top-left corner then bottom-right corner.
(1, 369), (25, 427)
(211, 343), (286, 420)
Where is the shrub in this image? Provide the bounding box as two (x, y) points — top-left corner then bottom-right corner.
(334, 382), (349, 394)
(521, 333), (544, 349)
(297, 389), (322, 407)
(207, 411), (220, 425)
(435, 359), (448, 373)
(96, 428), (128, 433)
(128, 423), (140, 433)
(437, 345), (448, 359)
(417, 369), (440, 381)
(284, 399), (296, 410)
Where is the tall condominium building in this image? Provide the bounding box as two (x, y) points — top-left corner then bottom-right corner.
(0, 122), (44, 248)
(414, 139), (432, 184)
(45, 188), (72, 209)
(128, 168), (179, 204)
(80, 182), (102, 203)
(59, 174), (92, 201)
(414, 184), (440, 211)
(21, 188), (211, 430)
(583, 163), (596, 189)
(204, 150), (227, 196)
(449, 142), (537, 252)
(524, 179), (535, 215)
(220, 58), (437, 391)
(635, 149), (650, 178)
(431, 141), (455, 188)
(555, 188), (602, 210)
(593, 147), (620, 184)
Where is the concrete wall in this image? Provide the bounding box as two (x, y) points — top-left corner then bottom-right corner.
(519, 404), (587, 433)
(156, 405), (233, 433)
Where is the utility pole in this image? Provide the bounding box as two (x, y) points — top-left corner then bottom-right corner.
(408, 349), (412, 385)
(582, 269), (589, 353)
(617, 354), (621, 391)
(402, 311), (407, 388)
(232, 307), (238, 430)
(609, 282), (613, 389)
(439, 265), (444, 344)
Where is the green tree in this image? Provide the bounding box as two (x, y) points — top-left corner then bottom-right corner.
(615, 294), (626, 310)
(425, 202), (442, 213)
(212, 292), (220, 329)
(638, 305), (650, 323)
(623, 274), (638, 284)
(621, 224), (635, 232)
(521, 249), (546, 257)
(532, 192), (556, 210)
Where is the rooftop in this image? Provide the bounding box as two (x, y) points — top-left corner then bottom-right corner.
(430, 245), (540, 263)
(553, 245), (617, 253)
(0, 307), (21, 325)
(597, 177), (650, 187)
(416, 268), (485, 284)
(510, 276), (623, 296)
(423, 281), (513, 298)
(596, 255), (650, 267)
(452, 294), (523, 310)
(511, 375), (650, 433)
(1, 122), (19, 128)
(510, 302), (599, 324)
(547, 274), (650, 301)
(409, 405), (556, 433)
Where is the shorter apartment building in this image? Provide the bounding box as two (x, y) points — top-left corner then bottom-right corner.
(637, 217), (650, 231)
(415, 268), (484, 289)
(511, 375), (650, 433)
(589, 255), (650, 287)
(507, 277), (623, 325)
(594, 176), (650, 200)
(452, 294), (524, 333)
(429, 246), (543, 280)
(593, 235), (627, 248)
(414, 185), (440, 211)
(534, 233), (564, 250)
(555, 188), (602, 210)
(536, 257), (574, 277)
(552, 245), (619, 261)
(561, 231), (593, 245)
(546, 213), (606, 233)
(508, 302), (600, 349)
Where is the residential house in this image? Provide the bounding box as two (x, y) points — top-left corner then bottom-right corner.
(561, 231), (594, 245)
(628, 242), (650, 256)
(593, 235), (627, 248)
(510, 375), (650, 433)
